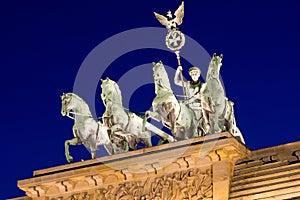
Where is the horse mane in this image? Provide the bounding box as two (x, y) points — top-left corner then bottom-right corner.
(67, 93), (91, 112)
(113, 82), (122, 103)
(102, 79), (123, 105)
(206, 56), (221, 81)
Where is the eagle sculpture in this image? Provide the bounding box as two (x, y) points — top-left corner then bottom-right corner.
(154, 1), (184, 30)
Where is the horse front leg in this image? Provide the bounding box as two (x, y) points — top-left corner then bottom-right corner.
(141, 130), (152, 148)
(142, 110), (160, 132)
(144, 137), (152, 147)
(142, 111), (149, 132)
(64, 137), (79, 163)
(199, 109), (210, 135)
(103, 142), (115, 155)
(166, 105), (176, 135)
(142, 110), (159, 132)
(210, 111), (223, 134)
(91, 151), (96, 159)
(224, 100), (235, 133)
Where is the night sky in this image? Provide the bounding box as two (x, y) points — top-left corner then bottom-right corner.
(2, 0), (300, 199)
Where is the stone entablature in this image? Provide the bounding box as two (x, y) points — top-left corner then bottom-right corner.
(13, 132), (249, 200)
(230, 140), (300, 200)
(12, 133), (300, 200)
(51, 168), (212, 200)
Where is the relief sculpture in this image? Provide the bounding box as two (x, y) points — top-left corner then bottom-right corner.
(90, 168), (213, 200)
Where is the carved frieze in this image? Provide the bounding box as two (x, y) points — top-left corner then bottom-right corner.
(91, 168), (212, 200)
(68, 192), (90, 200)
(47, 168), (212, 200)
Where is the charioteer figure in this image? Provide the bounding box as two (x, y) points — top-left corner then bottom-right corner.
(174, 65), (210, 135)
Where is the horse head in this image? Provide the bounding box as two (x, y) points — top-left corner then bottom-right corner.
(61, 92), (90, 118)
(152, 61), (172, 94)
(207, 53), (223, 80)
(100, 77), (122, 105)
(61, 93), (74, 116)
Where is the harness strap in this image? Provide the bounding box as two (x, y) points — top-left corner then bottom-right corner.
(69, 111), (92, 117)
(96, 122), (100, 140)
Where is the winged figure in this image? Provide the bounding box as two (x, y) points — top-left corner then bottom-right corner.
(154, 1), (184, 30)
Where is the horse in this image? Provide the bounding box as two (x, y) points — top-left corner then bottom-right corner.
(61, 93), (114, 162)
(100, 78), (154, 152)
(143, 61), (198, 140)
(203, 54), (245, 143)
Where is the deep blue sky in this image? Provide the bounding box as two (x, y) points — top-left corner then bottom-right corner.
(2, 0), (300, 199)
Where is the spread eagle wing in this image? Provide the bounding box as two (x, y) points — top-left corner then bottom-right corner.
(154, 12), (169, 28)
(174, 1), (184, 25)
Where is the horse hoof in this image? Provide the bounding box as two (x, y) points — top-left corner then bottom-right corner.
(67, 157), (73, 163)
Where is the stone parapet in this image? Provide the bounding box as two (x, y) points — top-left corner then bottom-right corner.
(14, 132), (250, 200)
(230, 140), (300, 199)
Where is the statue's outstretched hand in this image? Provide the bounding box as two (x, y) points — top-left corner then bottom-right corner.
(177, 65), (183, 71)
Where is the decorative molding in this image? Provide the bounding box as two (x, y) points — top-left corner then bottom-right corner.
(16, 132), (251, 200)
(120, 168), (132, 180)
(144, 164), (157, 175)
(85, 175), (103, 187)
(293, 150), (300, 161)
(67, 192), (90, 200)
(26, 187), (40, 198)
(176, 157), (189, 169)
(208, 147), (241, 163)
(89, 168), (213, 200)
(47, 168), (212, 200)
(260, 155), (278, 164)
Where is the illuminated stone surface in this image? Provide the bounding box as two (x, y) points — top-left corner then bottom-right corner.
(10, 132), (300, 199)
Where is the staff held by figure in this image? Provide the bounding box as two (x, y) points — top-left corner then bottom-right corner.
(154, 1), (187, 99)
